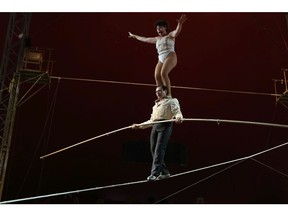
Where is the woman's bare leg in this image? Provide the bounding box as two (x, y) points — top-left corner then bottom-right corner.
(154, 61), (163, 87)
(161, 52), (177, 97)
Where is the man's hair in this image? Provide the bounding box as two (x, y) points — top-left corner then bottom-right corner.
(158, 85), (169, 95)
(154, 19), (169, 32)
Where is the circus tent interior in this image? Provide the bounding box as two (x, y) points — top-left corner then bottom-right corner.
(1, 12), (288, 204)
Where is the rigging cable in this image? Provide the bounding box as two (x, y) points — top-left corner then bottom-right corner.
(155, 156), (288, 204)
(50, 76), (281, 97)
(15, 79), (60, 198)
(1, 140), (288, 204)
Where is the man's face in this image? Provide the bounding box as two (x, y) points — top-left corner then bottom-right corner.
(156, 87), (166, 99)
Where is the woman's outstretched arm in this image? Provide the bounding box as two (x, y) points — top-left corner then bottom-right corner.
(128, 32), (157, 44)
(170, 14), (188, 38)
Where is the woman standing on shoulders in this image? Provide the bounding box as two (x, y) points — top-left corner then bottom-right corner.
(129, 14), (188, 98)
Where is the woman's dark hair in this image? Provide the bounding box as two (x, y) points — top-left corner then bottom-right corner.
(154, 19), (169, 32)
(158, 85), (169, 95)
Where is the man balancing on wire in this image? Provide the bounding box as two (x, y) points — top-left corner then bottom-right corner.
(132, 85), (183, 181)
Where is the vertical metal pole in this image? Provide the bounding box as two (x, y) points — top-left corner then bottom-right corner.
(273, 80), (278, 103)
(283, 69), (288, 91)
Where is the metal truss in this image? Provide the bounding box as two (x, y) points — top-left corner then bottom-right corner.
(0, 13), (31, 201)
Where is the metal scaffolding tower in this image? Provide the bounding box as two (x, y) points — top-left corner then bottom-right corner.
(0, 13), (31, 201)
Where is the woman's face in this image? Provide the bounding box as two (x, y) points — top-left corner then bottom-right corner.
(156, 25), (167, 36)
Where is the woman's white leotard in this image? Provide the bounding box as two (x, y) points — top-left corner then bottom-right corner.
(156, 35), (175, 63)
